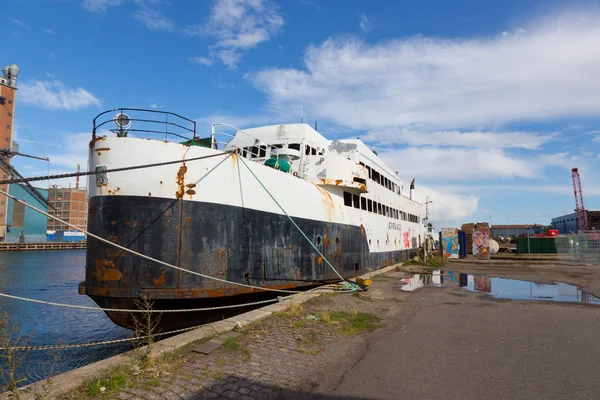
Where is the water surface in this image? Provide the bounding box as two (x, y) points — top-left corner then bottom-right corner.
(400, 270), (600, 305)
(0, 251), (132, 386)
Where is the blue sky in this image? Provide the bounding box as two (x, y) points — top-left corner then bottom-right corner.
(4, 0), (600, 227)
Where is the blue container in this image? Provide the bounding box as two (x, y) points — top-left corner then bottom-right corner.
(54, 230), (86, 242)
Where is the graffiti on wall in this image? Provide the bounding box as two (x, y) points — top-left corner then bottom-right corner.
(441, 228), (459, 258)
(472, 223), (490, 260)
(403, 231), (410, 248)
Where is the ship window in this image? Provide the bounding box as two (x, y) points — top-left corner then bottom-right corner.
(377, 203), (382, 215)
(259, 145), (267, 158)
(386, 206), (390, 217)
(353, 177), (366, 184)
(353, 194), (359, 209)
(366, 166), (371, 179)
(367, 199), (373, 212)
(289, 143), (301, 151)
(305, 145), (310, 155)
(249, 146), (259, 158)
(361, 196), (366, 210)
(272, 144), (283, 148)
(343, 192), (352, 207)
(312, 148), (317, 155)
(372, 170), (380, 184)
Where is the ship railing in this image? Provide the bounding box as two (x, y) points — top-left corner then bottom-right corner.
(211, 123), (280, 162)
(92, 108), (197, 143)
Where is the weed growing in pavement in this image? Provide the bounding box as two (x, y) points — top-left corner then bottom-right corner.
(315, 310), (381, 335)
(82, 363), (134, 399)
(318, 311), (332, 324)
(131, 292), (161, 369)
(0, 312), (29, 399)
(352, 292), (373, 301)
(278, 302), (304, 319)
(292, 321), (306, 328)
(221, 337), (251, 361)
(222, 337), (241, 351)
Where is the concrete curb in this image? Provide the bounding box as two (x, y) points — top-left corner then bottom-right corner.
(4, 265), (401, 399)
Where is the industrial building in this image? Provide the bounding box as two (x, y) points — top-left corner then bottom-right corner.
(5, 183), (49, 242)
(491, 224), (544, 239)
(0, 64), (19, 242)
(47, 186), (88, 234)
(551, 211), (600, 234)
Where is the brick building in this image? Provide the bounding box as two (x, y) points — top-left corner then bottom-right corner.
(0, 64), (19, 242)
(47, 186), (88, 233)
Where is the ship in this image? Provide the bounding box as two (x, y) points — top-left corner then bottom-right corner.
(79, 108), (425, 329)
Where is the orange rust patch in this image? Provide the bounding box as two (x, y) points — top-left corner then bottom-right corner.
(95, 147), (111, 151)
(148, 192), (152, 196)
(160, 180), (163, 185)
(187, 217), (193, 223)
(176, 163), (188, 199)
(101, 268), (122, 281)
(335, 179), (343, 185)
(324, 236), (331, 246)
(89, 136), (105, 149)
(186, 183), (196, 188)
(106, 235), (119, 243)
(153, 270), (167, 286)
(318, 256), (323, 264)
(186, 189), (196, 195)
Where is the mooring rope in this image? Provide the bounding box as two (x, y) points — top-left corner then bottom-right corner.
(0, 152), (230, 185)
(0, 322), (219, 351)
(0, 292), (293, 313)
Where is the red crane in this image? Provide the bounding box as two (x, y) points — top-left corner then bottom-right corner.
(572, 167), (589, 231)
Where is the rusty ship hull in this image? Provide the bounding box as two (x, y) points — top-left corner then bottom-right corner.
(81, 112), (424, 330)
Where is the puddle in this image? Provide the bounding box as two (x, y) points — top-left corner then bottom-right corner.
(400, 270), (600, 305)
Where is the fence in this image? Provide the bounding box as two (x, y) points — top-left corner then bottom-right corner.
(554, 231), (600, 263)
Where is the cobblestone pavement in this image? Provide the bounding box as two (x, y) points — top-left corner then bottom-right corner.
(102, 272), (409, 400)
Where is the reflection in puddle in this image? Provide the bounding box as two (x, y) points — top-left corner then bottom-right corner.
(401, 271), (600, 305)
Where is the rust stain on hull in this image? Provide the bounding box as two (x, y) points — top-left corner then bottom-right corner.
(175, 163), (188, 199)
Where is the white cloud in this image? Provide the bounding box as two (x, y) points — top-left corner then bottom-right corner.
(81, 0), (123, 13)
(363, 129), (557, 150)
(189, 57), (214, 66)
(251, 12), (600, 131)
(379, 147), (538, 181)
(132, 8), (173, 31)
(359, 14), (372, 33)
(44, 28), (56, 35)
(186, 0), (284, 68)
(150, 103), (159, 109)
(19, 80), (101, 110)
(413, 185), (479, 225)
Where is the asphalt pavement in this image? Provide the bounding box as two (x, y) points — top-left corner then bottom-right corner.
(320, 286), (600, 400)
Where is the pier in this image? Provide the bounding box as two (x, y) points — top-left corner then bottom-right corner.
(0, 241), (86, 251)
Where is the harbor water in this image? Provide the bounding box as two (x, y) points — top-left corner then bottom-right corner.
(0, 250), (133, 386)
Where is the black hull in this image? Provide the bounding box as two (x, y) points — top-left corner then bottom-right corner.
(84, 195), (417, 329)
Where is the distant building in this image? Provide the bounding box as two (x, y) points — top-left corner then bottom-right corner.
(47, 186), (88, 234)
(0, 64), (19, 242)
(551, 211), (600, 234)
(5, 183), (49, 242)
(491, 224), (544, 238)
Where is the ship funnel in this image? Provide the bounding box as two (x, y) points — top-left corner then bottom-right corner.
(410, 178), (415, 200)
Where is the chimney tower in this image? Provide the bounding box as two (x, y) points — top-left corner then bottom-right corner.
(0, 63), (19, 242)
